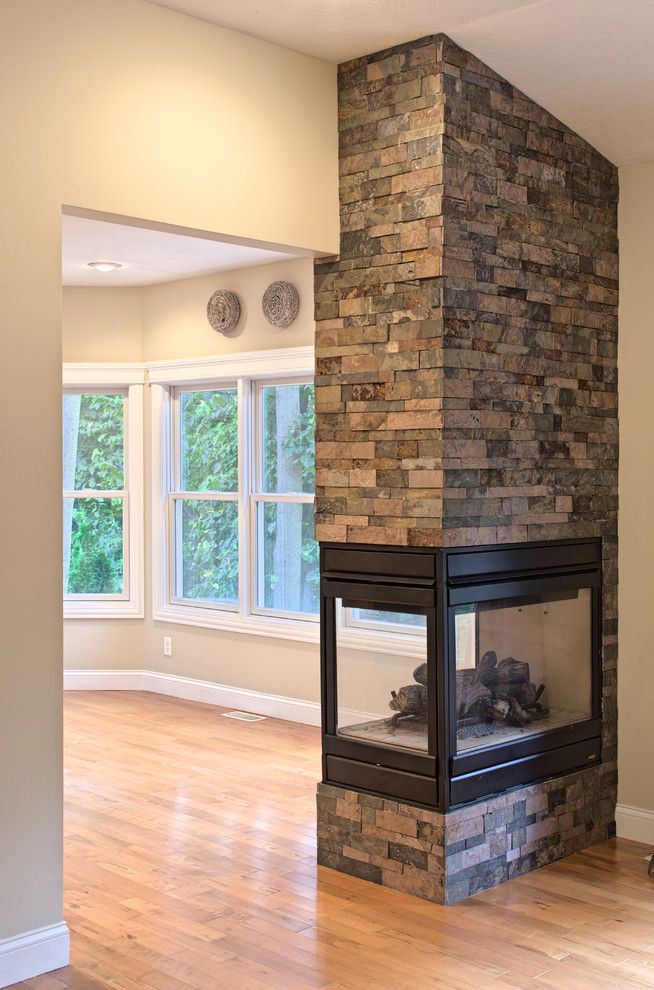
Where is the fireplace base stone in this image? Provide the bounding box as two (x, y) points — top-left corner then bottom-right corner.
(317, 769), (616, 903)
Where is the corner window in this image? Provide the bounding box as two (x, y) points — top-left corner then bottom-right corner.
(63, 379), (144, 618)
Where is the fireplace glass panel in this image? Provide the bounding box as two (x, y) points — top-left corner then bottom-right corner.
(454, 587), (592, 753)
(336, 600), (428, 752)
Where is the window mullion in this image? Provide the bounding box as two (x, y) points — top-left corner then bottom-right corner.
(252, 492), (314, 504)
(63, 489), (126, 499)
(171, 491), (238, 502)
(238, 377), (251, 620)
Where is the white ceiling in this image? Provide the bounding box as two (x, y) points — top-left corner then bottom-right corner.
(62, 214), (302, 287)
(145, 0), (654, 165)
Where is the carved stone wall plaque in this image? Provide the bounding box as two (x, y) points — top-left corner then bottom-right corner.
(262, 280), (299, 328)
(207, 289), (241, 336)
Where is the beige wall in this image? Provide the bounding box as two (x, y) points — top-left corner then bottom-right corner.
(141, 257), (315, 360)
(63, 259), (320, 693)
(65, 621), (144, 671)
(0, 0), (337, 946)
(62, 287), (143, 362)
(618, 162), (654, 818)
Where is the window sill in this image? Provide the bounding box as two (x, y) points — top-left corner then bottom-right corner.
(151, 605), (426, 656)
(64, 601), (144, 620)
(152, 605), (320, 644)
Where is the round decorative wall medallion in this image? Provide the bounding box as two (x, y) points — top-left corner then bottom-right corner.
(207, 289), (241, 336)
(262, 280), (299, 328)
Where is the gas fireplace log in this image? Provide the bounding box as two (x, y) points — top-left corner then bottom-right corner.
(413, 662), (428, 686)
(478, 653), (530, 689)
(478, 695), (532, 727)
(510, 681), (546, 710)
(476, 651), (498, 685)
(456, 653), (549, 733)
(389, 683), (427, 726)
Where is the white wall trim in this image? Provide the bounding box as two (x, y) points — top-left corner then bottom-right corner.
(145, 671), (322, 725)
(64, 669), (145, 691)
(0, 923), (70, 989)
(64, 349), (315, 388)
(147, 346), (314, 385)
(63, 668), (321, 725)
(63, 362), (146, 386)
(616, 803), (654, 844)
(152, 604), (320, 643)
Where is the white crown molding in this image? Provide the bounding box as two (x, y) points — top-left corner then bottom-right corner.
(63, 362), (147, 386)
(0, 923), (70, 989)
(146, 346), (314, 385)
(615, 803), (654, 844)
(63, 348), (315, 388)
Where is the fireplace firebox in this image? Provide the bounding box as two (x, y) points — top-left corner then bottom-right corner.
(320, 538), (602, 811)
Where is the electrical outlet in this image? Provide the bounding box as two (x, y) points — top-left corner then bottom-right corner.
(163, 636), (172, 657)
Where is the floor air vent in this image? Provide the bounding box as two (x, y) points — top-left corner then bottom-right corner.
(221, 710), (267, 722)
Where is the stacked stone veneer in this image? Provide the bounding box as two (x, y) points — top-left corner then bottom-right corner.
(314, 33), (618, 554)
(314, 34), (618, 901)
(318, 769), (615, 903)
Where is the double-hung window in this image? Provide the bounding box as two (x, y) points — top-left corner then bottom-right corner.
(252, 380), (318, 618)
(171, 385), (240, 607)
(152, 349), (319, 639)
(63, 370), (144, 618)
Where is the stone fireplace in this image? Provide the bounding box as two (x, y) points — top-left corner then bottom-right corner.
(313, 34), (618, 902)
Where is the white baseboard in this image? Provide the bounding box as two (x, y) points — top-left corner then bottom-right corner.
(616, 803), (654, 844)
(0, 923), (69, 989)
(143, 671), (323, 725)
(64, 669), (145, 691)
(64, 668), (322, 727)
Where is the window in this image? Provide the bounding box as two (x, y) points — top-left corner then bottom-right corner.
(63, 370), (144, 618)
(171, 386), (239, 607)
(253, 382), (318, 617)
(151, 349), (319, 639)
(338, 603), (429, 660)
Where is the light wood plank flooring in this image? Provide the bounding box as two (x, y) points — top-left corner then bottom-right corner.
(16, 692), (654, 990)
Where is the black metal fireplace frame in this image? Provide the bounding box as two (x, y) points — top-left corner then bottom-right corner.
(320, 538), (602, 812)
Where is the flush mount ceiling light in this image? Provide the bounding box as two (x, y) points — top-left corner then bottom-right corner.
(87, 260), (122, 273)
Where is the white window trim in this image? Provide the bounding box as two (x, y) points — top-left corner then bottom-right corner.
(63, 365), (145, 619)
(151, 347), (320, 643)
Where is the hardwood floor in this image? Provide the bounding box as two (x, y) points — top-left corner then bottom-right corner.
(17, 692), (654, 990)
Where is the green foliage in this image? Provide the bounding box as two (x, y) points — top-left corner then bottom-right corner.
(67, 498), (123, 594)
(180, 500), (238, 603)
(64, 394), (125, 595)
(178, 390), (239, 602)
(263, 384), (315, 493)
(180, 383), (318, 610)
(66, 393), (124, 490)
(261, 385), (318, 613)
(262, 502), (319, 613)
(180, 390), (238, 492)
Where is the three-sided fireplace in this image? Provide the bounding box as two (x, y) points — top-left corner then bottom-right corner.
(320, 538), (602, 811)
